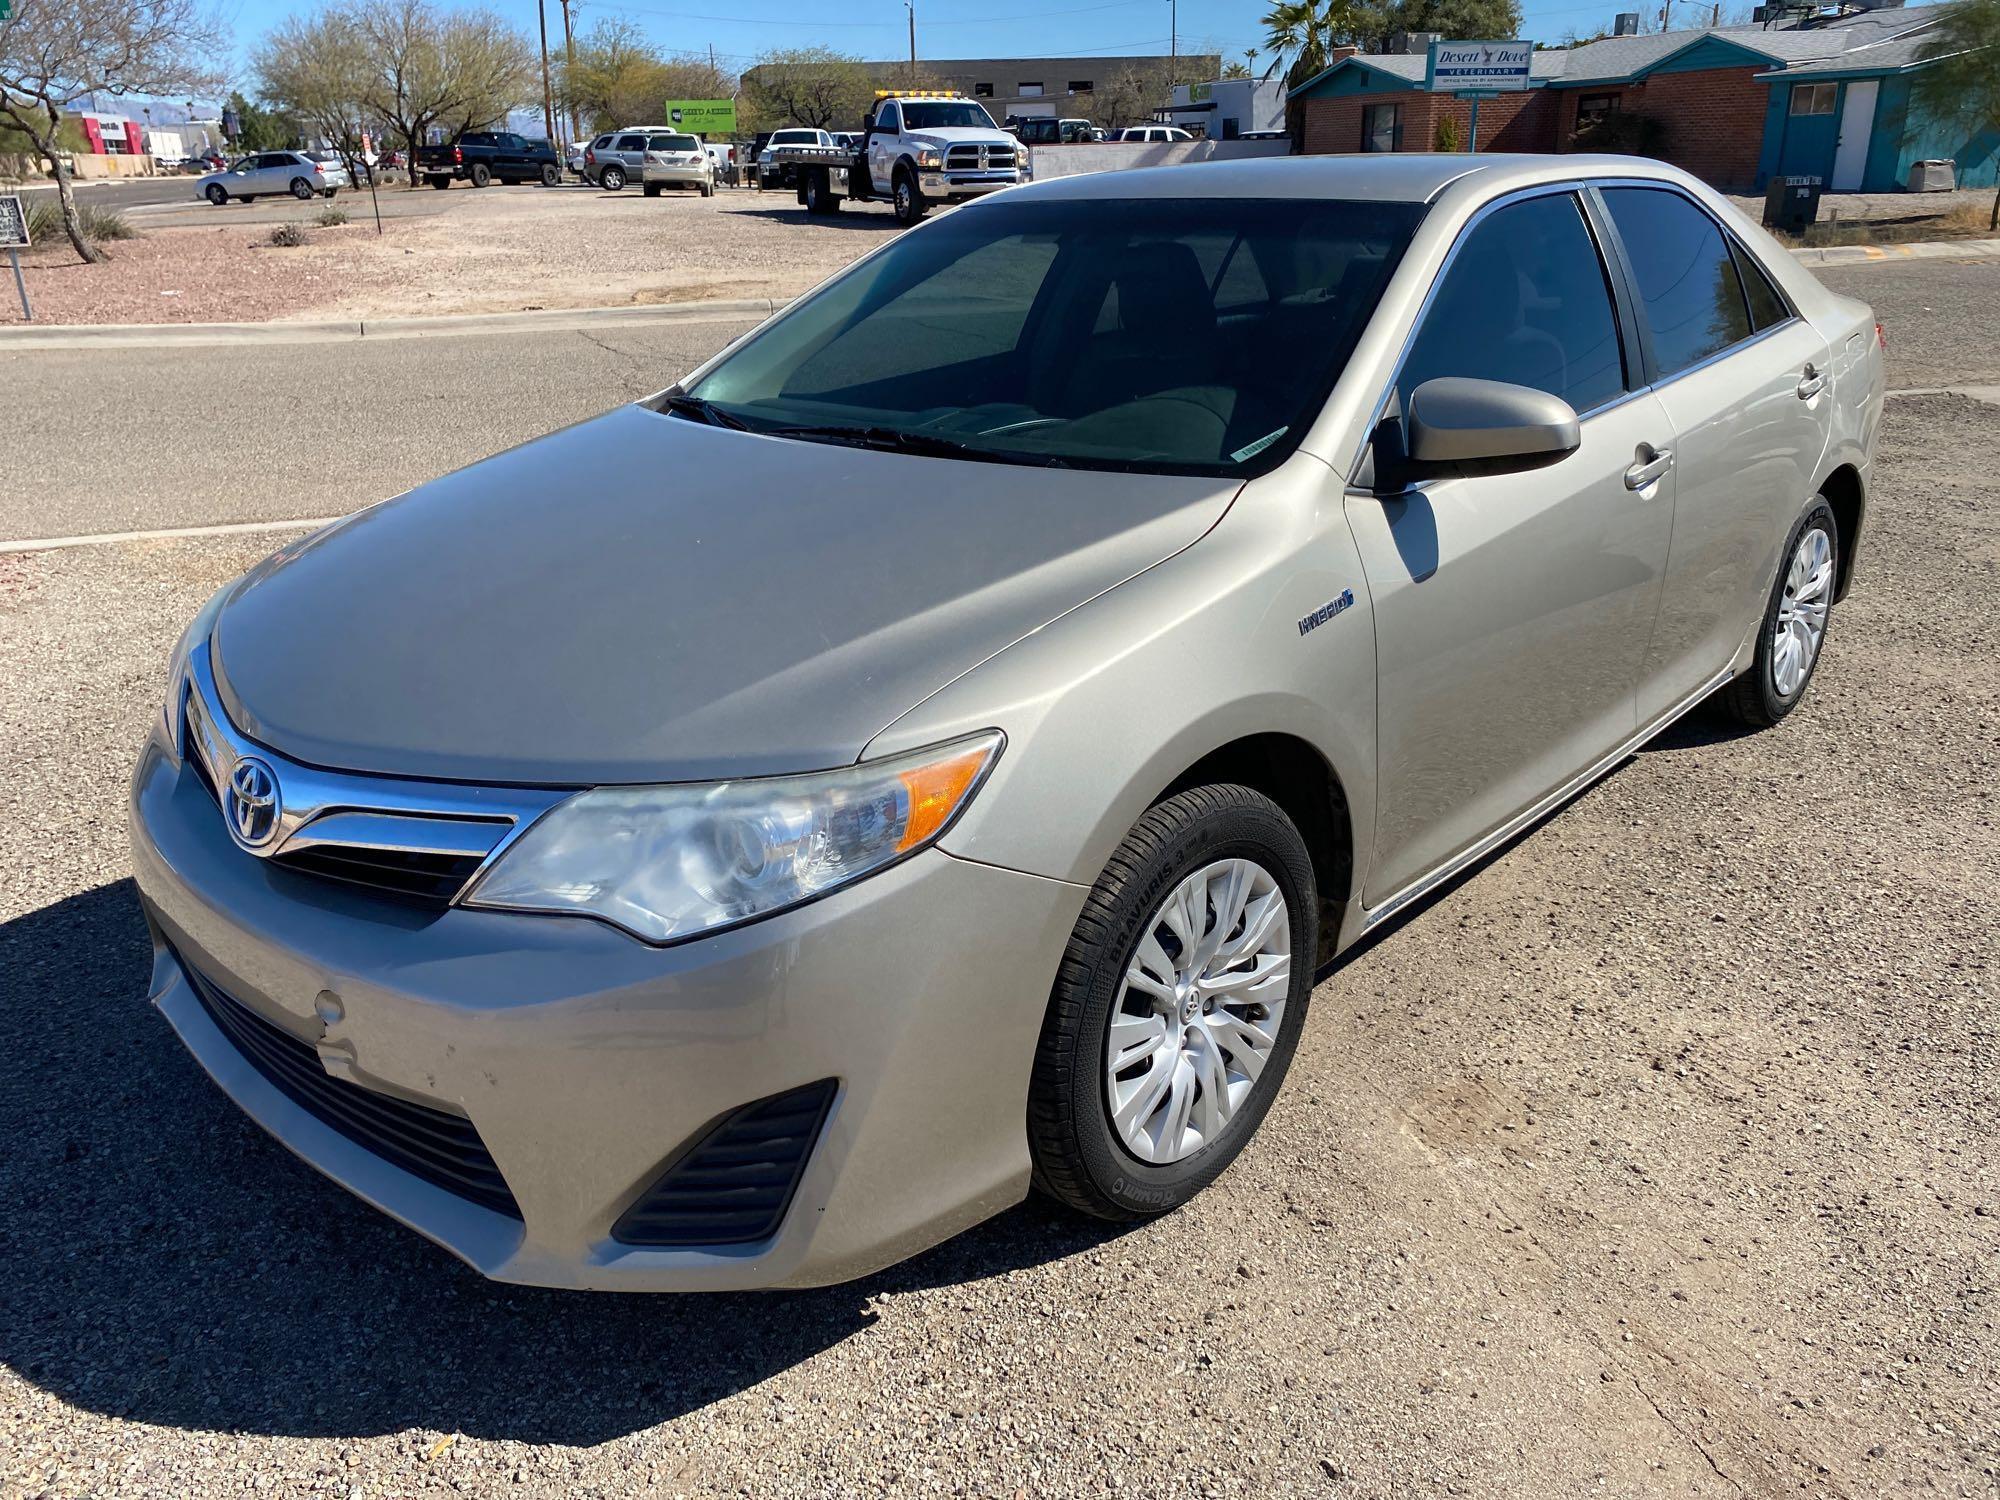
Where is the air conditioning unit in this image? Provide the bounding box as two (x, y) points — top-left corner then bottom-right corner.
(1614, 11), (1642, 33)
(1390, 30), (1443, 54)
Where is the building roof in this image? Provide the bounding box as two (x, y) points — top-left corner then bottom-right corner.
(1289, 3), (1953, 98)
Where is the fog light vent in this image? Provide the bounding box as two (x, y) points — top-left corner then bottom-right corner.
(611, 1080), (837, 1247)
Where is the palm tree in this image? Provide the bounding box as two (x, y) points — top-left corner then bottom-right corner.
(1263, 0), (1369, 79)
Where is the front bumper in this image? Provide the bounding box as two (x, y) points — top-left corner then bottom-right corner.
(130, 736), (1085, 1290)
(919, 171), (1018, 198)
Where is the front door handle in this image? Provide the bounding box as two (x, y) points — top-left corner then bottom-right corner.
(1625, 445), (1674, 491)
(1797, 364), (1827, 400)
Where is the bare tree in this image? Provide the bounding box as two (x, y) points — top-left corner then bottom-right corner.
(354, 0), (533, 185)
(0, 0), (223, 262)
(1915, 0), (2000, 229)
(253, 14), (371, 183)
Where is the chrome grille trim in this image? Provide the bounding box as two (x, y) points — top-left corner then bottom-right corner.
(178, 640), (568, 904)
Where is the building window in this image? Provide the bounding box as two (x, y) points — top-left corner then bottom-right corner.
(973, 82), (994, 97)
(1067, 79), (1093, 94)
(1361, 103), (1401, 153)
(1576, 92), (1620, 126)
(1789, 82), (1837, 116)
(1017, 81), (1043, 96)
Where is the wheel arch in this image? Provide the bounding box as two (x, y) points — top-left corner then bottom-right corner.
(1816, 461), (1864, 602)
(1153, 733), (1355, 967)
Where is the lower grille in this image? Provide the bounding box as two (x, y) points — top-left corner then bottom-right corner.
(613, 1080), (836, 1246)
(181, 954), (521, 1219)
(271, 845), (485, 904)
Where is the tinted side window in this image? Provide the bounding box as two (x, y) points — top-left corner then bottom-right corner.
(615, 135), (645, 151)
(1399, 192), (1626, 417)
(1601, 188), (1753, 377)
(1732, 242), (1789, 331)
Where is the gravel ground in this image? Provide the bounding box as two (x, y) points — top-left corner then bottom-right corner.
(0, 185), (897, 327)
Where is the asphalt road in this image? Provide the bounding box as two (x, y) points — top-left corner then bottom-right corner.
(4, 257), (1992, 547)
(1, 257), (1996, 1499)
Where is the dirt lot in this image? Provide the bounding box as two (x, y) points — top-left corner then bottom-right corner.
(1, 184), (899, 326)
(1, 252), (1996, 1498)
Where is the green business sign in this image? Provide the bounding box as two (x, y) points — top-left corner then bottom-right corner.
(663, 100), (736, 136)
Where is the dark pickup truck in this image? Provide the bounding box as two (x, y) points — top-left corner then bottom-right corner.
(419, 131), (561, 189)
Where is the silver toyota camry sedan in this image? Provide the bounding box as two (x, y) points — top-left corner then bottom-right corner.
(131, 154), (1881, 1290)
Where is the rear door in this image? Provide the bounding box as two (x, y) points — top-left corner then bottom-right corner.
(1349, 187), (1678, 907)
(613, 133), (647, 175)
(1593, 185), (1834, 720)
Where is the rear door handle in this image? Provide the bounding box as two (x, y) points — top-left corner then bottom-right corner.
(1625, 446), (1673, 490)
(1797, 365), (1827, 400)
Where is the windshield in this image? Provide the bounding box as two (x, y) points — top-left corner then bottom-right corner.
(901, 101), (997, 130)
(771, 130), (820, 145)
(678, 196), (1423, 477)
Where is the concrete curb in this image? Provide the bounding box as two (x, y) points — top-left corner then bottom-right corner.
(1790, 236), (2000, 267)
(0, 296), (787, 350)
(2, 234), (1996, 350)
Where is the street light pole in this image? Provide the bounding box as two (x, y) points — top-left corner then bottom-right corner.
(559, 0), (579, 144)
(1170, 0), (1177, 83)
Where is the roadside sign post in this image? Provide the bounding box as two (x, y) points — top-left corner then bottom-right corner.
(0, 193), (30, 322)
(1425, 40), (1531, 153)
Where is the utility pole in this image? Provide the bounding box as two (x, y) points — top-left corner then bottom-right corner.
(537, 0), (557, 151)
(560, 0), (580, 143)
(906, 2), (917, 85)
(1169, 0), (1178, 83)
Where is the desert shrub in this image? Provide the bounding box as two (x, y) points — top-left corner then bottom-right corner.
(269, 222), (309, 246)
(22, 198), (134, 244)
(1434, 115), (1460, 153)
(315, 204), (348, 227)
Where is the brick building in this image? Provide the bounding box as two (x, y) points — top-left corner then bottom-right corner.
(1287, 3), (1992, 195)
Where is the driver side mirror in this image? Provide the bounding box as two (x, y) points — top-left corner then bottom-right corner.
(1374, 377), (1581, 491)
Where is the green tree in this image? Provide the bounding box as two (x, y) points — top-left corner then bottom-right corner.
(740, 46), (873, 132)
(253, 16), (371, 179)
(558, 18), (731, 133)
(1914, 0), (2000, 229)
(227, 88), (298, 150)
(1382, 0), (1524, 42)
(354, 0), (535, 187)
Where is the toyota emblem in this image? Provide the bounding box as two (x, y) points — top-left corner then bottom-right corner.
(226, 756), (282, 849)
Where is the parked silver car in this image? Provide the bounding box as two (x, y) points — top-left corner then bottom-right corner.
(196, 151), (343, 205)
(132, 155), (1880, 1291)
(582, 128), (715, 196)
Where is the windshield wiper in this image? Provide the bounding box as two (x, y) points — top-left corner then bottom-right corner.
(659, 393), (749, 431)
(764, 424), (1068, 467)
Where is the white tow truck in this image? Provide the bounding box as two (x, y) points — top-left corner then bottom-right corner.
(766, 90), (1026, 225)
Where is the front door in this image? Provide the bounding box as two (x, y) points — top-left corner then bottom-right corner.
(1832, 79), (1877, 191)
(1351, 189), (1675, 907)
(869, 103), (901, 194)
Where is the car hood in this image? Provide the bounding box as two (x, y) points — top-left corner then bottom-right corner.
(211, 405), (1239, 786)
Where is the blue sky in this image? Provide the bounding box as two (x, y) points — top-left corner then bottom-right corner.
(208, 0), (1653, 93)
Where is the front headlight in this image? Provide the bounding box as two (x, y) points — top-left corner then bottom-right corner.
(158, 584), (231, 752)
(462, 731), (1003, 944)
(917, 148), (942, 169)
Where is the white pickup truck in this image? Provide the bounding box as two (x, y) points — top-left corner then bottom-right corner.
(766, 90), (1025, 225)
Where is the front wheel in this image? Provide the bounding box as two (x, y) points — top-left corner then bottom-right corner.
(600, 165), (625, 191)
(1719, 498), (1839, 727)
(1028, 785), (1317, 1222)
(290, 177), (315, 200)
(892, 169), (926, 225)
(205, 184), (227, 206)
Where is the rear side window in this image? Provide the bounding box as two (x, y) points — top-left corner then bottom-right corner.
(1733, 243), (1790, 330)
(1398, 192), (1626, 417)
(615, 134), (646, 151)
(1600, 187), (1753, 377)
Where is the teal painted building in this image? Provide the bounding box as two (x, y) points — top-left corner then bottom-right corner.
(1757, 33), (2000, 193)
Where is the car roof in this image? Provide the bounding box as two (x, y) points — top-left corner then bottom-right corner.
(1000, 152), (1699, 205)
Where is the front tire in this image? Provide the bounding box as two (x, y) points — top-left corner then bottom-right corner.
(892, 167), (926, 225)
(1028, 785), (1316, 1223)
(205, 184), (227, 206)
(1719, 498), (1838, 728)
